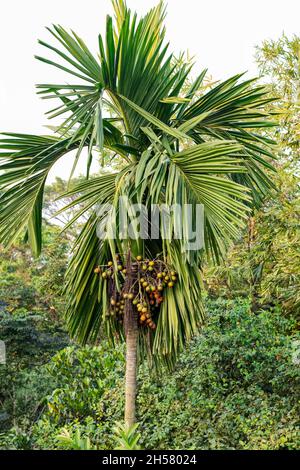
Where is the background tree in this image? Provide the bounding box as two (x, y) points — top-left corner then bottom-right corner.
(0, 0), (276, 426)
(255, 34), (300, 167)
(206, 34), (300, 321)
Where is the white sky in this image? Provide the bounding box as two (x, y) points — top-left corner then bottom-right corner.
(0, 0), (299, 181)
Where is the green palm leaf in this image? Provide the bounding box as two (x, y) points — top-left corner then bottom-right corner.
(0, 134), (79, 255)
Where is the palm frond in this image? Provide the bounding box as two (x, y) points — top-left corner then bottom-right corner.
(63, 173), (120, 343)
(0, 133), (79, 255)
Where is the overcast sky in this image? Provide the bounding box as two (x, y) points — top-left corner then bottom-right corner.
(0, 0), (299, 181)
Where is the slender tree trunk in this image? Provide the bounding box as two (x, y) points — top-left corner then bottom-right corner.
(124, 251), (138, 427)
(125, 317), (138, 426)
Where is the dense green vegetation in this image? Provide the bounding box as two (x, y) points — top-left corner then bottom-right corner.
(0, 1), (299, 451)
(1, 298), (299, 450)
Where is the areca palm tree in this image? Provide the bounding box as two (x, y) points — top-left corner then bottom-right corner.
(0, 0), (276, 426)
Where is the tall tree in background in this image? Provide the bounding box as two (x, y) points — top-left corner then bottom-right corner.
(252, 35), (300, 314)
(0, 0), (276, 425)
(207, 35), (300, 319)
(256, 34), (300, 166)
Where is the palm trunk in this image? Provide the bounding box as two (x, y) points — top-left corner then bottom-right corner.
(124, 251), (138, 427)
(125, 318), (138, 426)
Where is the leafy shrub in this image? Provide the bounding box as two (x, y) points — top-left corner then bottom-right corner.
(56, 426), (97, 450)
(133, 299), (300, 450)
(113, 422), (141, 450)
(0, 426), (33, 450)
(45, 345), (125, 422)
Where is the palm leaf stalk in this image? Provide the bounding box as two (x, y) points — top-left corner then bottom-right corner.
(0, 0), (276, 425)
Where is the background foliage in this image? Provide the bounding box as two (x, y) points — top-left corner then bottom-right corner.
(206, 34), (300, 320)
(1, 299), (299, 450)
